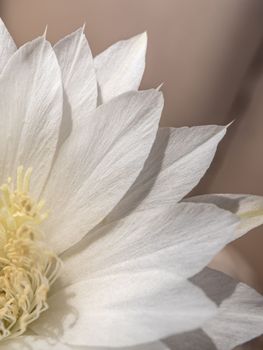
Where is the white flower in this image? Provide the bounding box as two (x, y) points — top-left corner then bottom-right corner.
(0, 19), (262, 349)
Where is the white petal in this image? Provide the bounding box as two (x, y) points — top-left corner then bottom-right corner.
(106, 342), (170, 350)
(128, 342), (170, 350)
(0, 18), (16, 72)
(32, 271), (216, 347)
(186, 194), (263, 239)
(107, 125), (227, 222)
(0, 336), (168, 350)
(55, 202), (238, 292)
(203, 282), (263, 350)
(54, 28), (97, 136)
(43, 90), (163, 254)
(0, 336), (74, 349)
(95, 33), (147, 103)
(165, 268), (263, 350)
(0, 37), (62, 197)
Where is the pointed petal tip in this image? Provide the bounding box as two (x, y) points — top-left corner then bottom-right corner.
(54, 26), (88, 48)
(138, 31), (148, 44)
(74, 26), (85, 35)
(226, 119), (236, 128)
(122, 88), (164, 105)
(0, 17), (9, 29)
(74, 25), (88, 37)
(128, 31), (147, 46)
(81, 23), (86, 33)
(34, 35), (52, 50)
(142, 87), (164, 105)
(142, 30), (147, 39)
(42, 25), (48, 39)
(156, 82), (164, 91)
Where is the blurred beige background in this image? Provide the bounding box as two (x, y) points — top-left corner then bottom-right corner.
(1, 0), (263, 346)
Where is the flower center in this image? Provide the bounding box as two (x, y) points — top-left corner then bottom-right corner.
(0, 166), (61, 341)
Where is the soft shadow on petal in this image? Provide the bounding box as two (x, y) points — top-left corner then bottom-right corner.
(107, 125), (227, 222)
(32, 271), (217, 347)
(54, 27), (97, 127)
(55, 202), (238, 291)
(0, 36), (63, 198)
(186, 267), (263, 350)
(44, 90), (163, 254)
(185, 194), (263, 239)
(190, 267), (237, 305)
(203, 282), (263, 350)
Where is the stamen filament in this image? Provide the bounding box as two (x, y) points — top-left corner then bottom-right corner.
(0, 167), (61, 341)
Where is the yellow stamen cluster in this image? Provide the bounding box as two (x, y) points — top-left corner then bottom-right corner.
(0, 167), (61, 341)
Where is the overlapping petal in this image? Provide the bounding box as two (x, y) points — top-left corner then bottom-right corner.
(43, 90), (163, 254)
(0, 336), (75, 350)
(0, 18), (261, 350)
(107, 125), (227, 222)
(0, 336), (167, 349)
(54, 202), (238, 292)
(204, 283), (263, 349)
(165, 268), (263, 349)
(54, 27), (97, 131)
(0, 36), (62, 197)
(0, 18), (16, 72)
(32, 271), (216, 347)
(186, 194), (263, 239)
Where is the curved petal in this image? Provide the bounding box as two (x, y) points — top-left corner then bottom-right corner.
(203, 279), (263, 350)
(54, 202), (238, 292)
(0, 18), (16, 72)
(0, 336), (168, 350)
(186, 194), (263, 239)
(165, 268), (263, 350)
(43, 90), (163, 254)
(95, 33), (147, 103)
(107, 125), (227, 222)
(0, 37), (62, 197)
(131, 342), (170, 350)
(0, 336), (79, 349)
(54, 28), (97, 132)
(32, 271), (217, 347)
(113, 342), (170, 350)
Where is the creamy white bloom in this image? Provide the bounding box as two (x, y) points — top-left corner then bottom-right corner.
(0, 18), (262, 349)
